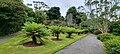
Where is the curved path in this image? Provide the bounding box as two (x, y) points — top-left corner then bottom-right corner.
(55, 34), (105, 54)
(0, 32), (21, 44)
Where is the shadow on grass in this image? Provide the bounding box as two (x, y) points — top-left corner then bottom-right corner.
(51, 38), (63, 41)
(23, 41), (43, 47)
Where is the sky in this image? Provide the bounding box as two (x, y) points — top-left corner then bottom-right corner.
(23, 0), (85, 17)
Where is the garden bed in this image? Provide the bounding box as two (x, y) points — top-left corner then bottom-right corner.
(0, 33), (86, 54)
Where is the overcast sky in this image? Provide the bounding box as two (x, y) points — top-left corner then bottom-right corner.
(23, 0), (85, 16)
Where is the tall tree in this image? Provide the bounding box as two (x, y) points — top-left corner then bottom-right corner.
(46, 7), (61, 20)
(34, 10), (48, 23)
(0, 0), (26, 35)
(66, 6), (77, 20)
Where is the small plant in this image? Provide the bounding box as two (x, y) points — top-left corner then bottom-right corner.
(76, 29), (84, 35)
(64, 27), (76, 38)
(22, 22), (51, 45)
(49, 25), (62, 40)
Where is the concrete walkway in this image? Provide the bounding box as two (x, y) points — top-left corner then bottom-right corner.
(0, 32), (21, 44)
(55, 34), (105, 54)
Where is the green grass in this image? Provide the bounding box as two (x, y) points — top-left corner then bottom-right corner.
(0, 33), (86, 54)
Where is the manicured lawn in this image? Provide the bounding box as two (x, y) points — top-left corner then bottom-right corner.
(0, 33), (86, 54)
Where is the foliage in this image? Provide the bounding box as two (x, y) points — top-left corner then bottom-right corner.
(49, 25), (62, 32)
(76, 29), (84, 33)
(58, 16), (65, 21)
(53, 20), (61, 25)
(104, 39), (120, 54)
(63, 27), (76, 38)
(46, 7), (61, 20)
(66, 6), (77, 20)
(22, 22), (50, 44)
(34, 10), (48, 23)
(97, 34), (120, 54)
(93, 30), (102, 35)
(0, 1), (26, 35)
(25, 7), (35, 18)
(64, 27), (76, 33)
(109, 22), (120, 36)
(76, 12), (87, 22)
(98, 33), (113, 36)
(97, 34), (113, 42)
(22, 22), (45, 33)
(25, 17), (35, 22)
(80, 18), (110, 34)
(76, 29), (84, 35)
(48, 25), (62, 40)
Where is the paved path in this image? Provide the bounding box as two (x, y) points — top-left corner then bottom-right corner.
(55, 34), (105, 54)
(0, 32), (21, 44)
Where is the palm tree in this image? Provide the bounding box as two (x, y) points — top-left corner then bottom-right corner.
(22, 22), (51, 45)
(64, 27), (76, 38)
(49, 26), (62, 40)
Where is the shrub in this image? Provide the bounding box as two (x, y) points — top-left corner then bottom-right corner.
(0, 31), (5, 36)
(109, 22), (120, 36)
(97, 33), (113, 42)
(94, 30), (102, 35)
(49, 25), (62, 40)
(76, 29), (84, 35)
(63, 27), (76, 38)
(22, 22), (51, 45)
(104, 39), (120, 54)
(53, 20), (60, 24)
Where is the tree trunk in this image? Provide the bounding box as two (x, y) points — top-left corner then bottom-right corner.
(56, 33), (59, 40)
(78, 32), (80, 35)
(67, 33), (72, 38)
(32, 35), (37, 44)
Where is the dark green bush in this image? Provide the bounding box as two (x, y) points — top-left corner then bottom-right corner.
(109, 22), (120, 36)
(0, 31), (5, 36)
(97, 35), (113, 42)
